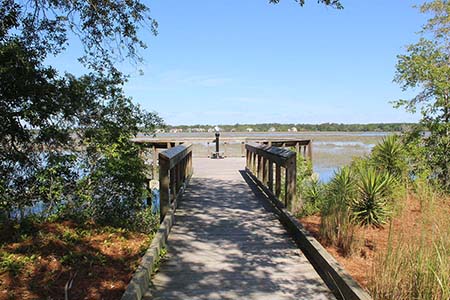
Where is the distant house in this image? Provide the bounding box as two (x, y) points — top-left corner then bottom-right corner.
(230, 128), (236, 132)
(268, 127), (276, 132)
(246, 128), (254, 132)
(207, 128), (215, 133)
(155, 128), (165, 133)
(288, 127), (298, 132)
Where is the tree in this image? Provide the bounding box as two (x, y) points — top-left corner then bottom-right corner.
(0, 0), (163, 223)
(0, 0), (157, 76)
(394, 0), (450, 191)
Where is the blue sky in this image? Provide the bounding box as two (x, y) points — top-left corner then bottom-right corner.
(48, 0), (427, 125)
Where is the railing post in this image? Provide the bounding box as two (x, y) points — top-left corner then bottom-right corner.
(308, 141), (313, 161)
(152, 145), (158, 179)
(251, 152), (256, 174)
(170, 168), (176, 203)
(268, 161), (274, 192)
(275, 165), (281, 198)
(285, 154), (297, 211)
(159, 156), (170, 221)
(262, 157), (268, 185)
(257, 155), (263, 181)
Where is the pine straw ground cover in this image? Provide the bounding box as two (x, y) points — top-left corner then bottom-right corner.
(0, 220), (152, 300)
(300, 193), (450, 300)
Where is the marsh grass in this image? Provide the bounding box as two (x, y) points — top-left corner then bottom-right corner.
(369, 188), (450, 300)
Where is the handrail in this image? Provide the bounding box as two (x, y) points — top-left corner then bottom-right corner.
(245, 143), (297, 210)
(159, 144), (193, 220)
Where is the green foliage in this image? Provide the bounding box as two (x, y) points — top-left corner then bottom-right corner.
(295, 155), (323, 216)
(352, 168), (395, 227)
(371, 135), (407, 179)
(0, 252), (35, 276)
(0, 0), (156, 75)
(321, 167), (359, 256)
(299, 174), (325, 216)
(0, 41), (163, 229)
(393, 0), (450, 191)
(131, 208), (160, 234)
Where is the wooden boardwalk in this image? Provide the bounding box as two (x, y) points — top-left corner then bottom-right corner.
(144, 158), (335, 300)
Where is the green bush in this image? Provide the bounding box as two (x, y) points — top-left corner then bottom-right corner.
(371, 135), (407, 180)
(321, 167), (359, 256)
(300, 174), (325, 216)
(351, 168), (395, 227)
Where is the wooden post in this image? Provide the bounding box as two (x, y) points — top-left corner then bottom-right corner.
(307, 141), (313, 161)
(262, 157), (268, 185)
(176, 164), (181, 193)
(257, 155), (263, 181)
(246, 149), (250, 169)
(224, 142), (227, 157)
(241, 142), (245, 157)
(170, 168), (177, 204)
(152, 145), (158, 179)
(159, 156), (170, 221)
(295, 142), (300, 155)
(167, 142), (171, 149)
(275, 165), (281, 198)
(285, 155), (297, 211)
(268, 161), (274, 192)
(207, 142), (210, 158)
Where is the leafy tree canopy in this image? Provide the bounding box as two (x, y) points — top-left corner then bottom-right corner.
(0, 0), (157, 76)
(394, 0), (450, 190)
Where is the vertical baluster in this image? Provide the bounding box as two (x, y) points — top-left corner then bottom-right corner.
(159, 155), (170, 221)
(285, 154), (297, 211)
(268, 161), (274, 192)
(275, 165), (281, 198)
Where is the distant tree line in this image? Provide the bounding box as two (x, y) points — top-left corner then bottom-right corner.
(165, 123), (417, 132)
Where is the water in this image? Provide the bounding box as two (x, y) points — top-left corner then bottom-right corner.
(313, 167), (337, 183)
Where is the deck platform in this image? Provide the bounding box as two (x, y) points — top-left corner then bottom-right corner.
(144, 158), (335, 300)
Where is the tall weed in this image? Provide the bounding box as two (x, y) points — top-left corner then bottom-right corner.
(369, 190), (450, 300)
(321, 167), (359, 256)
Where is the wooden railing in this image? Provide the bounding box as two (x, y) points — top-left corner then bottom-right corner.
(245, 143), (297, 210)
(159, 144), (193, 220)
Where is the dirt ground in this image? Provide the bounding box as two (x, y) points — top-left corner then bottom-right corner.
(0, 220), (152, 300)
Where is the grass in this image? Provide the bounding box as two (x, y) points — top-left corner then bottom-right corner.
(0, 218), (154, 300)
(368, 189), (450, 300)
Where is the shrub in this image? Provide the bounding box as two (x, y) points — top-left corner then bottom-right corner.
(321, 167), (359, 256)
(300, 174), (325, 216)
(351, 168), (395, 227)
(371, 135), (407, 180)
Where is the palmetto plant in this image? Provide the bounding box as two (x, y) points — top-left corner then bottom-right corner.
(371, 135), (407, 179)
(352, 168), (395, 227)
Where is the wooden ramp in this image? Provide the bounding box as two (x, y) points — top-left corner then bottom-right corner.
(144, 158), (335, 300)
